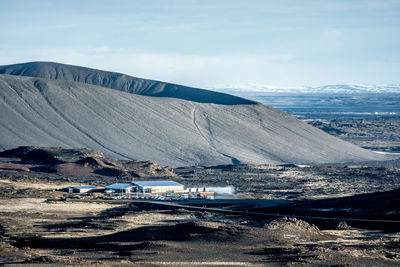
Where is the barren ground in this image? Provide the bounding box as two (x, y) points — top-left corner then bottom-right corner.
(308, 116), (400, 153)
(0, 146), (399, 266)
(1, 167), (400, 266)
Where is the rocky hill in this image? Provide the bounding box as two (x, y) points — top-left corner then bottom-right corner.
(0, 62), (388, 166)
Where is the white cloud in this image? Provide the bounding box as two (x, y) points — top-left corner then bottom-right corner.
(0, 46), (296, 86)
(1, 46), (399, 88)
(323, 29), (343, 40)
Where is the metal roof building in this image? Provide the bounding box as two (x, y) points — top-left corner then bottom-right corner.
(132, 181), (184, 193)
(70, 185), (97, 193)
(105, 183), (133, 193)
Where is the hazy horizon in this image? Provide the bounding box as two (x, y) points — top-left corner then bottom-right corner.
(1, 0), (399, 89)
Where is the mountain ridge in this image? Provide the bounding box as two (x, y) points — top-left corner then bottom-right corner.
(0, 61), (254, 105)
(0, 62), (388, 166)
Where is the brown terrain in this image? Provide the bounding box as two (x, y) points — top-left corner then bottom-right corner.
(0, 146), (399, 266)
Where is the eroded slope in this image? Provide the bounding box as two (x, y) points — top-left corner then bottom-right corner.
(0, 61), (254, 105)
(0, 74), (386, 166)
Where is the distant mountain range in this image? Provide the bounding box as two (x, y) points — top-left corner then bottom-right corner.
(211, 84), (400, 94)
(0, 62), (388, 166)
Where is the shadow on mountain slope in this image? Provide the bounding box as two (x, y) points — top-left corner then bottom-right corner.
(0, 61), (255, 105)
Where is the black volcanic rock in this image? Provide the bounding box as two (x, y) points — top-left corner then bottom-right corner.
(0, 146), (104, 163)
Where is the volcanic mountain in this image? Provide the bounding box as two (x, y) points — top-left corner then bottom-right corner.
(0, 62), (386, 166)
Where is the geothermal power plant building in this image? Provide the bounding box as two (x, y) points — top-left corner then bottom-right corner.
(132, 181), (184, 193)
(68, 185), (97, 193)
(105, 183), (134, 193)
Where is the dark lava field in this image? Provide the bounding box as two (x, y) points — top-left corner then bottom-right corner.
(308, 116), (400, 153)
(0, 145), (399, 266)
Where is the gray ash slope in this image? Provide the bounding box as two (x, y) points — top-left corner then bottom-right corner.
(0, 61), (253, 105)
(0, 62), (387, 166)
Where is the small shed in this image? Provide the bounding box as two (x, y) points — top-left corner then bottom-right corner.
(132, 181), (184, 193)
(71, 185), (97, 193)
(105, 183), (133, 193)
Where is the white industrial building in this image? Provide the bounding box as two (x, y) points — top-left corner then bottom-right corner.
(188, 186), (234, 195)
(132, 181), (185, 193)
(105, 183), (134, 193)
(67, 185), (97, 194)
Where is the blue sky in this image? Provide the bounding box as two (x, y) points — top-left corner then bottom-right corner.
(0, 0), (399, 88)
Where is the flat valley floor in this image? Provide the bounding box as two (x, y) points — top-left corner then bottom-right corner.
(1, 164), (400, 266)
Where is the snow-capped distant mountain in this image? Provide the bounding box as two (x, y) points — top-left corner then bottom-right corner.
(210, 84), (400, 94)
(307, 84), (400, 94)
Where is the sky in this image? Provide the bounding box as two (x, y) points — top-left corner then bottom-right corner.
(0, 0), (399, 88)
